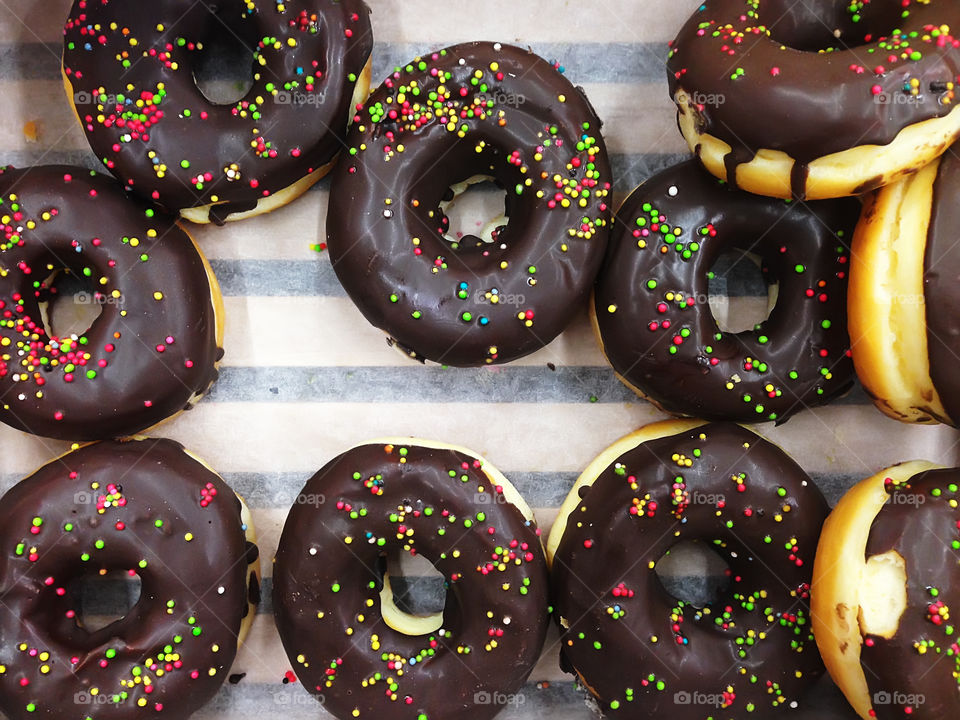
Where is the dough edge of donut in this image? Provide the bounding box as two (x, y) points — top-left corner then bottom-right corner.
(62, 58), (373, 225)
(848, 158), (952, 425)
(811, 460), (942, 720)
(674, 89), (960, 200)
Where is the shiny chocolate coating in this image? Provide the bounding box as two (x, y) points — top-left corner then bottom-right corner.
(924, 151), (960, 425)
(273, 441), (550, 720)
(63, 0), (373, 221)
(667, 0), (960, 198)
(861, 468), (960, 719)
(552, 422), (829, 718)
(0, 438), (258, 720)
(0, 166), (221, 441)
(327, 42), (612, 366)
(595, 160), (858, 423)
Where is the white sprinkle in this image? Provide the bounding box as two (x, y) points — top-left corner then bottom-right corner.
(668, 185), (678, 197)
(493, 43), (502, 51)
(218, 586), (225, 595)
(503, 616), (511, 625)
(383, 209), (393, 218)
(309, 547), (318, 556)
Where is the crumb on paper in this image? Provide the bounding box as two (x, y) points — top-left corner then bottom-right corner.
(23, 121), (40, 143)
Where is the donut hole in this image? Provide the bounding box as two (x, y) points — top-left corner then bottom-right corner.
(765, 0), (903, 51)
(655, 540), (731, 608)
(377, 549), (447, 636)
(438, 175), (510, 249)
(69, 570), (142, 633)
(191, 5), (258, 105)
(708, 250), (778, 334)
(39, 269), (104, 339)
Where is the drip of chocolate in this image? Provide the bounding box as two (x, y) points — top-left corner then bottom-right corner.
(667, 0), (960, 197)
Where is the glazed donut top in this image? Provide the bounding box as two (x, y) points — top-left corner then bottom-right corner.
(0, 166), (221, 441)
(667, 0), (960, 185)
(861, 468), (960, 719)
(62, 0), (373, 220)
(925, 150), (960, 425)
(273, 440), (549, 720)
(551, 422), (829, 717)
(595, 160), (858, 423)
(0, 438), (256, 720)
(327, 41), (612, 366)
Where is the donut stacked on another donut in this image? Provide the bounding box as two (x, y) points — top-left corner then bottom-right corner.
(0, 437), (260, 720)
(62, 0), (373, 224)
(273, 439), (550, 720)
(594, 160), (859, 423)
(327, 42), (612, 366)
(667, 0), (960, 200)
(0, 166), (223, 441)
(850, 150), (960, 425)
(549, 420), (830, 718)
(812, 462), (960, 719)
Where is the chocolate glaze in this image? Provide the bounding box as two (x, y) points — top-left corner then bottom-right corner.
(0, 166), (221, 441)
(861, 469), (960, 719)
(62, 0), (373, 219)
(326, 42), (613, 366)
(273, 441), (550, 720)
(667, 0), (960, 195)
(595, 160), (858, 423)
(0, 438), (257, 720)
(552, 422), (829, 718)
(924, 151), (960, 424)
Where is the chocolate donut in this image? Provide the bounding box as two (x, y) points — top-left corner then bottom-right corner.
(594, 160), (859, 423)
(273, 439), (550, 720)
(667, 0), (960, 200)
(0, 166), (222, 441)
(0, 437), (260, 720)
(62, 0), (373, 224)
(326, 42), (612, 366)
(549, 420), (830, 718)
(850, 150), (960, 425)
(813, 462), (960, 719)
